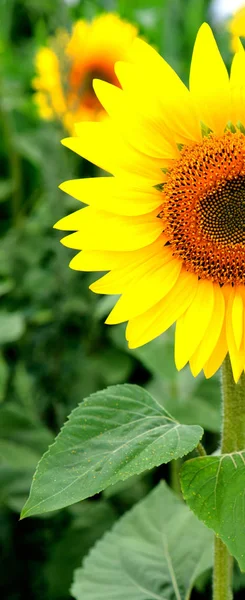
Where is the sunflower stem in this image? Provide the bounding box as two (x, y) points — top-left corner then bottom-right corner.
(213, 355), (245, 600)
(213, 537), (233, 600)
(221, 356), (245, 454)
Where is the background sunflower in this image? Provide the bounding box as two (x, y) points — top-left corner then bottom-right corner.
(1, 1), (245, 599)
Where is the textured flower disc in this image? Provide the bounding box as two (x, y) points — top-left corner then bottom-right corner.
(33, 14), (138, 133)
(55, 23), (245, 382)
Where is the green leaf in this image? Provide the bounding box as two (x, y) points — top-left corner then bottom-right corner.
(181, 452), (245, 571)
(110, 326), (221, 433)
(72, 482), (213, 600)
(0, 180), (15, 202)
(0, 279), (14, 296)
(45, 500), (116, 599)
(0, 439), (40, 512)
(0, 401), (53, 454)
(21, 384), (203, 517)
(109, 326), (176, 381)
(0, 311), (25, 344)
(13, 133), (44, 166)
(0, 352), (8, 403)
(148, 377), (221, 434)
(0, 401), (53, 512)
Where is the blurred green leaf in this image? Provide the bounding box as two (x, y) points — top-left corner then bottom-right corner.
(46, 500), (117, 599)
(0, 394), (53, 512)
(109, 324), (176, 379)
(0, 279), (14, 296)
(148, 377), (221, 433)
(0, 180), (15, 202)
(111, 325), (221, 432)
(21, 384), (203, 517)
(0, 439), (40, 512)
(91, 349), (133, 385)
(130, 334), (176, 381)
(0, 0), (15, 43)
(0, 352), (8, 403)
(0, 311), (25, 344)
(72, 481), (213, 600)
(0, 401), (53, 453)
(181, 452), (245, 571)
(13, 133), (44, 166)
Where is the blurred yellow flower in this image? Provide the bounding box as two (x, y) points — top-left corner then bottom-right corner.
(33, 14), (138, 133)
(55, 24), (245, 382)
(228, 5), (245, 51)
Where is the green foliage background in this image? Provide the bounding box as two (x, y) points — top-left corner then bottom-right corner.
(0, 0), (242, 598)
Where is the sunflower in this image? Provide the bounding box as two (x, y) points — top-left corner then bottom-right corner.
(228, 6), (245, 52)
(32, 14), (138, 133)
(55, 23), (245, 382)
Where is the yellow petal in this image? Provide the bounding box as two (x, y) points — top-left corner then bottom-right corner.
(129, 37), (170, 72)
(229, 7), (245, 47)
(105, 253), (182, 322)
(69, 236), (165, 272)
(230, 43), (245, 126)
(232, 289), (243, 349)
(93, 79), (179, 159)
(55, 207), (163, 252)
(115, 55), (201, 145)
(226, 289), (245, 383)
(90, 237), (165, 294)
(203, 322), (227, 379)
(190, 285), (225, 376)
(174, 279), (214, 370)
(70, 250), (129, 271)
(190, 23), (230, 135)
(125, 38), (201, 141)
(59, 177), (162, 216)
(67, 122), (163, 181)
(126, 269), (198, 349)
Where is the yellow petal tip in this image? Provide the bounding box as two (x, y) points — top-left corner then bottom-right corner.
(61, 137), (72, 147)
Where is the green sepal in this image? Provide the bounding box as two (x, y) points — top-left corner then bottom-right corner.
(153, 182), (165, 191)
(236, 121), (245, 135)
(200, 122), (213, 137)
(225, 121), (236, 134)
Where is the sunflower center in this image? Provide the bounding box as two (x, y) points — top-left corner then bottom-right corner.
(161, 131), (245, 285)
(199, 176), (245, 245)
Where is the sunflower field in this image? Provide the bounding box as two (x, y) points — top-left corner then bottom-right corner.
(2, 0), (245, 599)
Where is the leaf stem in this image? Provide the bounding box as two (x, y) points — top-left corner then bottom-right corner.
(170, 458), (182, 497)
(221, 356), (245, 453)
(213, 537), (233, 600)
(213, 355), (245, 600)
(196, 441), (206, 456)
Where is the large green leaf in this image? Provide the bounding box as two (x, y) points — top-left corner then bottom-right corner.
(21, 384), (203, 517)
(181, 452), (245, 571)
(72, 481), (213, 600)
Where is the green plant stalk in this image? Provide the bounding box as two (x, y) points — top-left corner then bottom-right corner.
(213, 356), (245, 600)
(170, 458), (182, 497)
